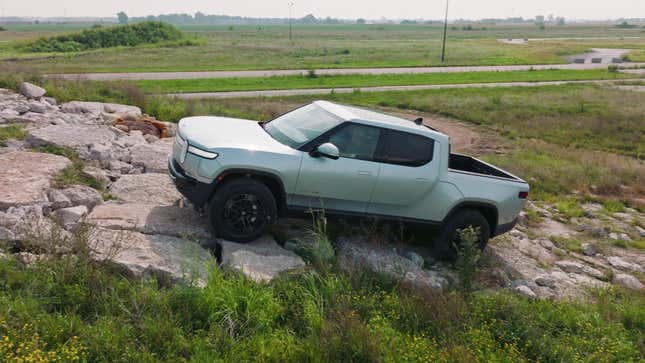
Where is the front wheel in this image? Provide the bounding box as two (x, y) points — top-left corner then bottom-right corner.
(433, 209), (490, 261)
(207, 179), (277, 242)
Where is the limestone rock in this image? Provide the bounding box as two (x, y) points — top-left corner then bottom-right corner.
(92, 228), (215, 285)
(0, 151), (71, 209)
(52, 205), (88, 230)
(612, 273), (644, 291)
(555, 260), (604, 279)
(129, 138), (172, 173)
(514, 284), (537, 298)
(61, 101), (141, 117)
(581, 243), (597, 256)
(60, 185), (103, 210)
(607, 256), (644, 274)
(219, 235), (306, 282)
(88, 203), (210, 240)
(82, 166), (110, 186)
(27, 124), (117, 151)
(109, 173), (181, 206)
(19, 82), (46, 99)
(46, 189), (72, 210)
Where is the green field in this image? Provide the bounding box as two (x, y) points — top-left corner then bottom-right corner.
(1, 23), (645, 72)
(133, 69), (635, 93)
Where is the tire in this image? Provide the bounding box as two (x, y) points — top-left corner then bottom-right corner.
(433, 209), (491, 261)
(207, 178), (278, 242)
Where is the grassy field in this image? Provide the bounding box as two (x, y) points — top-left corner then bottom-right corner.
(133, 69), (636, 93)
(1, 23), (645, 72)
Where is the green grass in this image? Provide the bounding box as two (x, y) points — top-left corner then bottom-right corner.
(0, 244), (643, 362)
(603, 199), (627, 213)
(33, 144), (106, 192)
(2, 23), (645, 73)
(0, 124), (25, 146)
(555, 198), (586, 218)
(133, 69), (636, 93)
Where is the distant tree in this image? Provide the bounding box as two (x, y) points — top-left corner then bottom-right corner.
(556, 17), (566, 26)
(356, 18), (366, 25)
(117, 11), (128, 24)
(0, 26), (5, 31)
(547, 14), (554, 23)
(616, 21), (636, 29)
(534, 15), (545, 26)
(302, 14), (317, 23)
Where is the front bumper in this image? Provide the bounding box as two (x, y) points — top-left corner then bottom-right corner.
(493, 217), (518, 237)
(168, 157), (215, 207)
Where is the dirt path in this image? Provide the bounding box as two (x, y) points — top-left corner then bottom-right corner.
(47, 62), (645, 81)
(167, 79), (633, 99)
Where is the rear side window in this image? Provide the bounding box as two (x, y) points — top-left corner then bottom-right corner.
(376, 129), (434, 166)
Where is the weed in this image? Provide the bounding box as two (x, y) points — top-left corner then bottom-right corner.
(555, 198), (585, 218)
(32, 145), (104, 190)
(603, 199), (626, 213)
(0, 124), (25, 146)
(454, 226), (482, 292)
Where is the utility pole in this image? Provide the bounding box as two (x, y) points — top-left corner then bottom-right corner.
(440, 0), (449, 62)
(288, 2), (294, 41)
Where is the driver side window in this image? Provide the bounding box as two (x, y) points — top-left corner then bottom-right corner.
(327, 123), (381, 161)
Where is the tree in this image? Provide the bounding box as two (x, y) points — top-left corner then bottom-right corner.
(117, 11), (128, 24)
(356, 18), (366, 25)
(534, 15), (544, 26)
(556, 17), (566, 26)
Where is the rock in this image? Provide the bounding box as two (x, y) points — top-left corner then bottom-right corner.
(636, 226), (645, 238)
(219, 235), (306, 282)
(109, 173), (182, 206)
(82, 166), (110, 186)
(19, 82), (46, 99)
(43, 97), (57, 106)
(15, 252), (44, 266)
(555, 260), (604, 279)
(109, 160), (133, 174)
(403, 251), (424, 267)
(46, 189), (72, 210)
(538, 238), (557, 250)
(581, 243), (597, 256)
(0, 226), (15, 241)
(612, 273), (644, 291)
(52, 205), (88, 230)
(591, 227), (609, 238)
(28, 101), (48, 114)
(514, 285), (537, 299)
(92, 228), (215, 285)
(26, 124), (117, 152)
(517, 211), (528, 227)
(57, 185), (102, 210)
(14, 104), (29, 115)
(575, 223), (591, 232)
(0, 151), (71, 209)
(144, 134), (158, 143)
(129, 139), (172, 173)
(581, 203), (602, 217)
(337, 236), (449, 291)
(534, 274), (556, 288)
(61, 101), (141, 117)
(88, 203), (210, 241)
(87, 143), (113, 167)
(607, 256), (644, 274)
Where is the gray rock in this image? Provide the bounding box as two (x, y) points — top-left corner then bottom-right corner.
(109, 173), (182, 206)
(337, 235), (449, 291)
(219, 235), (306, 282)
(43, 97), (57, 106)
(109, 160), (133, 174)
(635, 226), (645, 238)
(535, 273), (557, 288)
(591, 227), (609, 238)
(60, 185), (102, 210)
(88, 143), (113, 167)
(0, 226), (15, 241)
(403, 251), (425, 267)
(581, 203), (602, 217)
(82, 166), (110, 186)
(607, 256), (644, 274)
(14, 104), (29, 115)
(19, 82), (46, 99)
(28, 102), (48, 114)
(61, 101), (141, 117)
(87, 203), (210, 241)
(575, 223), (591, 232)
(581, 243), (597, 256)
(0, 151), (71, 209)
(52, 205), (88, 230)
(555, 260), (604, 279)
(129, 138), (172, 173)
(144, 134), (158, 143)
(27, 124), (117, 152)
(612, 273), (644, 291)
(92, 228), (215, 286)
(514, 285), (537, 298)
(46, 189), (72, 210)
(517, 211), (528, 227)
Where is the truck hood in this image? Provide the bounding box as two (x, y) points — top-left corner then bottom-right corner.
(178, 116), (290, 152)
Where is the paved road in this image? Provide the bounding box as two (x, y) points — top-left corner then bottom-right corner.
(47, 62), (645, 81)
(168, 79), (631, 99)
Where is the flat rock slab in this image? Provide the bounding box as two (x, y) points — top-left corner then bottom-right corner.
(61, 101), (141, 117)
(219, 235), (306, 282)
(0, 151), (71, 209)
(93, 228), (215, 285)
(27, 124), (117, 151)
(130, 138), (173, 173)
(108, 173), (182, 206)
(88, 203), (210, 240)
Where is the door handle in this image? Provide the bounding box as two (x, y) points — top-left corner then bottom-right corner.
(357, 170), (373, 176)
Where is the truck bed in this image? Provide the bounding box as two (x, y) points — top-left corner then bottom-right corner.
(449, 153), (523, 182)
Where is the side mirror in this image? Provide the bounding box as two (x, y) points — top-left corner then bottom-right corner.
(310, 142), (340, 160)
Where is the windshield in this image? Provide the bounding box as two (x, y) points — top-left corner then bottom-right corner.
(264, 103), (343, 149)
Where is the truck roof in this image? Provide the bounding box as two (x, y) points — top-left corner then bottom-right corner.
(314, 100), (448, 140)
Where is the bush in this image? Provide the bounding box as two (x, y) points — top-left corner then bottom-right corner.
(25, 21), (186, 53)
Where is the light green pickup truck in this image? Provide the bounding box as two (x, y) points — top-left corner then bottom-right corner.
(169, 101), (529, 258)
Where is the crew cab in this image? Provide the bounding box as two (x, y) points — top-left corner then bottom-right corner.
(168, 101), (529, 258)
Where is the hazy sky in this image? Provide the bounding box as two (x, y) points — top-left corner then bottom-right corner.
(2, 0), (644, 20)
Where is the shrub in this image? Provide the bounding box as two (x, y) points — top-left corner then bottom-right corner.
(25, 21), (186, 53)
(603, 199), (626, 213)
(454, 227), (482, 292)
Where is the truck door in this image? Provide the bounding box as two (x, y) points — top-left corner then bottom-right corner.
(367, 129), (440, 214)
(293, 123), (382, 213)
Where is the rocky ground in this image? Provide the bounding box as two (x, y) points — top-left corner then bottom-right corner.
(1, 83), (643, 299)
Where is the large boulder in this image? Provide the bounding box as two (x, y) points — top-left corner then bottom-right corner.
(92, 228), (215, 286)
(61, 101), (141, 118)
(337, 236), (450, 291)
(26, 124), (117, 151)
(219, 235), (306, 282)
(88, 203), (210, 240)
(19, 82), (46, 99)
(129, 138), (173, 173)
(0, 151), (71, 209)
(59, 185), (103, 210)
(108, 173), (182, 206)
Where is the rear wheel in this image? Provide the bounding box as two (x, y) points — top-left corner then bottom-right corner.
(207, 179), (277, 242)
(433, 209), (490, 261)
